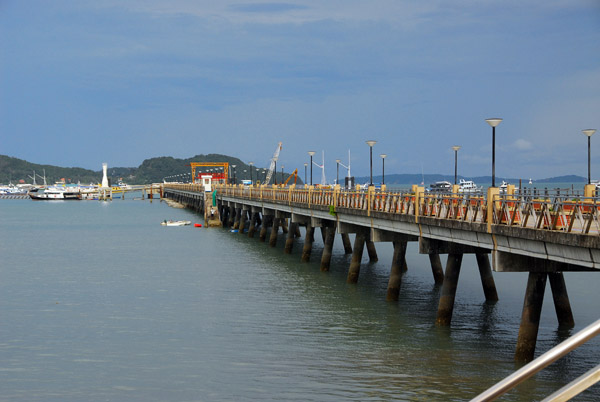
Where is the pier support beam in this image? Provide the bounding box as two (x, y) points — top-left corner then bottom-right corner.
(301, 226), (315, 262)
(387, 241), (408, 301)
(269, 218), (280, 247)
(366, 240), (378, 262)
(320, 224), (337, 271)
(341, 233), (353, 254)
(428, 254), (445, 285)
(284, 222), (298, 254)
(347, 231), (367, 284)
(436, 253), (464, 326)
(515, 272), (547, 362)
(238, 208), (248, 234)
(259, 215), (273, 242)
(247, 212), (259, 238)
(549, 272), (575, 329)
(475, 253), (499, 302)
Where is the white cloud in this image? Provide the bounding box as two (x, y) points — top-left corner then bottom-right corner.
(513, 139), (533, 150)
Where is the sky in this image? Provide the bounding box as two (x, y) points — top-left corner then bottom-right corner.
(1, 1), (599, 181)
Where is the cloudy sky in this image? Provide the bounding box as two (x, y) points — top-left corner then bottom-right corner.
(1, 1), (599, 180)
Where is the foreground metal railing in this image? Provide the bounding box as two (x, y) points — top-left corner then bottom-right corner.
(471, 319), (600, 401)
(162, 184), (600, 235)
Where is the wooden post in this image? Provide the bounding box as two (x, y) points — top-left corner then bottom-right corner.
(387, 241), (407, 301)
(515, 272), (547, 362)
(347, 231), (367, 284)
(320, 224), (337, 271)
(475, 253), (499, 302)
(436, 253), (463, 326)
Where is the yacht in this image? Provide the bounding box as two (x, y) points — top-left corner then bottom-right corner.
(29, 187), (80, 200)
(427, 181), (452, 193)
(458, 179), (482, 194)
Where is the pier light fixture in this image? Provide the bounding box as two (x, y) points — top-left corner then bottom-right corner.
(335, 159), (341, 185)
(366, 140), (377, 187)
(281, 165), (284, 184)
(304, 163), (308, 187)
(249, 162), (254, 184)
(231, 165), (236, 184)
(485, 118), (502, 187)
(452, 146), (461, 185)
(380, 154), (387, 185)
(273, 156), (278, 185)
(308, 151), (316, 185)
(583, 129), (596, 184)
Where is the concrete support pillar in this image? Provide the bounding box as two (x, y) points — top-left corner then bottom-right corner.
(295, 224), (302, 238)
(436, 253), (464, 326)
(238, 209), (247, 234)
(259, 216), (273, 242)
(347, 232), (367, 284)
(341, 233), (353, 254)
(549, 272), (575, 328)
(227, 207), (235, 227)
(366, 240), (378, 262)
(281, 218), (289, 234)
(320, 226), (327, 243)
(247, 212), (258, 238)
(515, 272), (547, 362)
(428, 254), (444, 285)
(320, 225), (337, 271)
(475, 253), (499, 302)
(387, 241), (407, 301)
(269, 218), (280, 247)
(284, 222), (298, 254)
(301, 226), (315, 262)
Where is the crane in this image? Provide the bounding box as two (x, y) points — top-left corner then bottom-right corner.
(283, 169), (298, 186)
(263, 142), (282, 185)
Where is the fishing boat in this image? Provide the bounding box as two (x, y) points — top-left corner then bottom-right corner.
(161, 220), (191, 226)
(457, 179), (482, 194)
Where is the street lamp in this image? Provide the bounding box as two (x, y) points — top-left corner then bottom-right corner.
(583, 129), (596, 184)
(308, 151), (316, 185)
(380, 154), (387, 185)
(273, 156), (278, 185)
(249, 162), (254, 184)
(231, 165), (236, 184)
(281, 165), (284, 185)
(452, 146), (461, 185)
(366, 140), (377, 187)
(304, 163), (308, 187)
(335, 159), (341, 185)
(485, 118), (502, 187)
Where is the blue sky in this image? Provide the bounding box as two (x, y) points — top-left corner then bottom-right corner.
(1, 1), (599, 180)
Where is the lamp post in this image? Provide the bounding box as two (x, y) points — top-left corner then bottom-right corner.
(281, 165), (284, 184)
(273, 157), (278, 185)
(366, 140), (377, 187)
(583, 129), (597, 184)
(380, 154), (387, 185)
(452, 146), (461, 185)
(231, 165), (236, 184)
(304, 163), (308, 187)
(335, 159), (341, 185)
(308, 151), (316, 185)
(249, 162), (254, 184)
(485, 118), (502, 187)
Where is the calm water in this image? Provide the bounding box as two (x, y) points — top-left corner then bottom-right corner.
(1, 198), (599, 401)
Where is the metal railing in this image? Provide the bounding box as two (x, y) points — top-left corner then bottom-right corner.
(471, 318), (600, 401)
(162, 184), (600, 236)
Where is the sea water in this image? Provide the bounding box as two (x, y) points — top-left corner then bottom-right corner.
(1, 198), (599, 401)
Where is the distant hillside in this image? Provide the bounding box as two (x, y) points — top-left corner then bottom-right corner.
(0, 154), (302, 185)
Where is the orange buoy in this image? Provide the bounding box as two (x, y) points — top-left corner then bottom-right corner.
(194, 223), (202, 227)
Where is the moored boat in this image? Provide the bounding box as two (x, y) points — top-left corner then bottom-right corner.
(29, 187), (80, 200)
(161, 220), (191, 226)
(457, 179), (482, 194)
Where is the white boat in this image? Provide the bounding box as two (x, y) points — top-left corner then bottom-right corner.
(427, 181), (452, 193)
(29, 187), (80, 200)
(161, 220), (191, 226)
(458, 179), (482, 194)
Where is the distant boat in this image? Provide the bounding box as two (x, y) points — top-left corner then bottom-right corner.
(29, 187), (80, 200)
(457, 179), (482, 194)
(426, 181), (452, 193)
(529, 178), (533, 184)
(161, 220), (191, 227)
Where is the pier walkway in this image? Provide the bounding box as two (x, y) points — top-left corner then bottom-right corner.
(162, 183), (600, 362)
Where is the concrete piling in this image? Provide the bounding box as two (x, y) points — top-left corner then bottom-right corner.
(549, 272), (575, 328)
(238, 209), (247, 234)
(387, 241), (407, 301)
(347, 231), (367, 283)
(436, 253), (464, 326)
(320, 224), (337, 271)
(515, 272), (548, 362)
(247, 212), (258, 238)
(301, 226), (315, 262)
(366, 240), (378, 262)
(269, 218), (280, 247)
(284, 222), (298, 254)
(341, 233), (353, 254)
(259, 215), (272, 242)
(428, 254), (444, 285)
(475, 253), (499, 302)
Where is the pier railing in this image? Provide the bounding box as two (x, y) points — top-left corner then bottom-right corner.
(163, 184), (600, 235)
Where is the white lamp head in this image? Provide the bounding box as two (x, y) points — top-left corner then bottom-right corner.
(308, 151), (316, 156)
(583, 129), (596, 137)
(452, 146), (461, 152)
(335, 159), (341, 163)
(485, 118), (503, 128)
(366, 140), (377, 147)
(380, 154), (387, 159)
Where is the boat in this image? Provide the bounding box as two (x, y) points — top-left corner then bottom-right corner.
(427, 181), (452, 193)
(457, 179), (482, 194)
(161, 220), (191, 226)
(29, 187), (80, 200)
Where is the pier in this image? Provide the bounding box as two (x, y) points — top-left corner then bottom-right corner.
(162, 183), (600, 362)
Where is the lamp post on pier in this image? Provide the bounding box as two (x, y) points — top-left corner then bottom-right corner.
(304, 163), (308, 187)
(452, 146), (461, 185)
(273, 157), (278, 185)
(335, 159), (341, 185)
(583, 129), (596, 185)
(485, 118), (502, 187)
(380, 154), (387, 185)
(308, 151), (316, 185)
(249, 162), (254, 185)
(281, 165), (284, 185)
(366, 140), (377, 187)
(231, 165), (236, 184)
